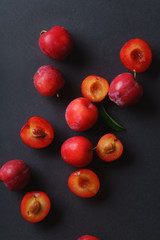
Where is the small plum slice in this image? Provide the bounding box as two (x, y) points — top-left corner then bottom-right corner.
(78, 235), (99, 240)
(68, 169), (100, 198)
(61, 136), (93, 167)
(39, 26), (73, 60)
(96, 133), (123, 162)
(20, 116), (54, 149)
(108, 73), (143, 107)
(33, 65), (64, 97)
(81, 75), (109, 102)
(0, 160), (31, 191)
(120, 38), (152, 72)
(65, 97), (98, 131)
(21, 191), (51, 223)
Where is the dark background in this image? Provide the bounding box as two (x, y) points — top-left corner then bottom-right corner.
(0, 0), (160, 239)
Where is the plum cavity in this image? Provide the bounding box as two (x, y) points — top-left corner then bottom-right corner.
(90, 81), (103, 96)
(130, 48), (144, 63)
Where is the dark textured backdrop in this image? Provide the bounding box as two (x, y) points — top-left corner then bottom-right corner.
(0, 0), (160, 239)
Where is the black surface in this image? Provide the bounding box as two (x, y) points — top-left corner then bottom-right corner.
(0, 0), (160, 239)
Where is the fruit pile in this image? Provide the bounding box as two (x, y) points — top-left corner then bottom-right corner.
(0, 25), (152, 238)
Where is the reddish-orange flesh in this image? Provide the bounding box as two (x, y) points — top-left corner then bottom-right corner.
(68, 169), (100, 198)
(20, 191), (51, 223)
(96, 133), (123, 162)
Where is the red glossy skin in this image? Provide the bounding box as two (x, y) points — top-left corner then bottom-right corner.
(39, 26), (73, 60)
(81, 75), (109, 102)
(96, 133), (123, 162)
(21, 191), (51, 223)
(68, 169), (100, 198)
(61, 136), (93, 167)
(0, 160), (31, 191)
(78, 235), (99, 240)
(33, 65), (64, 97)
(108, 73), (143, 106)
(65, 97), (98, 131)
(120, 38), (152, 72)
(21, 116), (54, 148)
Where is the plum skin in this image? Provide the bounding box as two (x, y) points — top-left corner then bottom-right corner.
(108, 73), (143, 107)
(0, 160), (31, 191)
(33, 65), (64, 97)
(65, 97), (98, 131)
(61, 136), (93, 167)
(78, 235), (99, 240)
(39, 26), (73, 60)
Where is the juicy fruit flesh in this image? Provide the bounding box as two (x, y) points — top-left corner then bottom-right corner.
(81, 75), (109, 102)
(21, 191), (51, 223)
(21, 116), (54, 148)
(130, 48), (144, 62)
(96, 133), (123, 162)
(90, 81), (103, 97)
(108, 73), (143, 106)
(78, 176), (90, 188)
(120, 38), (152, 72)
(68, 169), (100, 198)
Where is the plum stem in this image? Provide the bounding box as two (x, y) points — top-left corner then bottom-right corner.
(89, 146), (97, 152)
(133, 69), (136, 79)
(40, 30), (47, 35)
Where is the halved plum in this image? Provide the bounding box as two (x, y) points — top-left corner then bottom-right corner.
(96, 133), (123, 162)
(81, 75), (109, 102)
(68, 169), (100, 198)
(21, 191), (51, 223)
(120, 38), (152, 72)
(20, 116), (54, 148)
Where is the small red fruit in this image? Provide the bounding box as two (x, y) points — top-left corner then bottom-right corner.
(33, 65), (64, 97)
(61, 136), (93, 167)
(65, 97), (98, 131)
(21, 191), (51, 223)
(81, 75), (109, 102)
(120, 38), (152, 72)
(39, 26), (73, 60)
(108, 73), (143, 106)
(0, 160), (31, 191)
(21, 116), (54, 148)
(78, 235), (99, 240)
(96, 133), (123, 162)
(68, 169), (100, 198)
